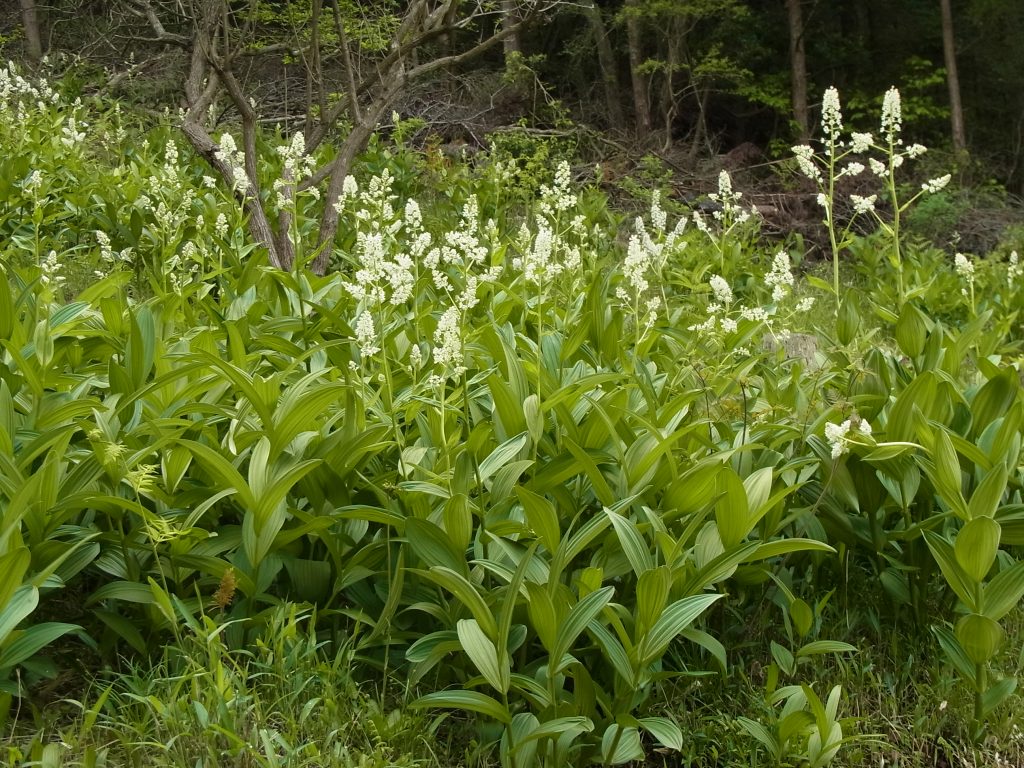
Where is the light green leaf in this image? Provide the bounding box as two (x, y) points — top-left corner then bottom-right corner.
(638, 717), (683, 751)
(552, 586), (614, 663)
(637, 593), (723, 666)
(0, 622), (79, 669)
(956, 613), (1003, 664)
(457, 619), (508, 694)
(924, 531), (976, 610)
(601, 724), (644, 765)
(955, 517), (1001, 582)
(968, 464), (1008, 520)
(984, 561), (1024, 621)
(715, 468), (749, 549)
(479, 433), (529, 483)
(605, 507), (653, 579)
(0, 585), (38, 646)
(412, 690), (511, 723)
(795, 640), (857, 658)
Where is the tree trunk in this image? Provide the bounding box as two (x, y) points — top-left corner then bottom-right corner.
(501, 0), (521, 59)
(19, 0), (44, 63)
(786, 0), (809, 140)
(624, 0), (651, 136)
(939, 0), (967, 154)
(581, 0), (624, 132)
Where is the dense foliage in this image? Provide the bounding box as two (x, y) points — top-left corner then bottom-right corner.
(1, 63), (1024, 767)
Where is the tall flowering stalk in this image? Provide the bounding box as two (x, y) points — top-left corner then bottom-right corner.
(692, 170), (754, 273)
(793, 86), (952, 313)
(867, 88), (951, 307)
(954, 252), (976, 317)
(512, 161), (587, 399)
(615, 191), (688, 363)
(791, 87), (871, 316)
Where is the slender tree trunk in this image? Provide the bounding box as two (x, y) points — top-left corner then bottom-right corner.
(19, 0), (44, 63)
(939, 0), (967, 153)
(624, 0), (651, 136)
(581, 0), (624, 131)
(501, 0), (521, 58)
(661, 16), (681, 151)
(786, 0), (809, 139)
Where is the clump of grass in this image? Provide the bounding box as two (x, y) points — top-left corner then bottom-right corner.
(7, 605), (457, 768)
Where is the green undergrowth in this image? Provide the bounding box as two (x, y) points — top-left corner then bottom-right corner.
(2, 64), (1024, 767)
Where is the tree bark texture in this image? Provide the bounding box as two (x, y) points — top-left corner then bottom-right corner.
(786, 0), (809, 139)
(940, 0), (967, 153)
(581, 0), (624, 132)
(624, 0), (651, 136)
(19, 0), (44, 62)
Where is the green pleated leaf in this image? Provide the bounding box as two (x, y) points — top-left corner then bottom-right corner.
(517, 487), (560, 554)
(981, 677), (1017, 718)
(412, 690), (510, 723)
(924, 531), (977, 611)
(601, 724), (644, 765)
(0, 621), (79, 669)
(984, 561), (1024, 621)
(479, 432), (529, 483)
(968, 463), (1008, 520)
(954, 517), (1001, 582)
(457, 619), (508, 694)
(406, 518), (468, 577)
(956, 613), (1003, 665)
(933, 626), (976, 684)
(0, 586), (38, 646)
(637, 593), (723, 666)
(605, 507), (653, 579)
(552, 586), (614, 663)
(638, 717), (683, 751)
(795, 640), (857, 658)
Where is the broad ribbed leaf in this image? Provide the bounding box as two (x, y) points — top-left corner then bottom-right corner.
(552, 586), (614, 663)
(0, 622), (79, 669)
(956, 613), (1003, 664)
(638, 717), (683, 751)
(412, 690), (510, 723)
(479, 433), (528, 483)
(457, 619), (508, 694)
(605, 507), (653, 579)
(0, 585), (38, 645)
(968, 464), (1008, 520)
(715, 468), (749, 549)
(984, 561), (1024, 621)
(637, 593), (723, 666)
(601, 724), (643, 765)
(0, 549), (29, 609)
(417, 567), (497, 638)
(955, 517), (1001, 582)
(518, 487), (560, 554)
(924, 531), (976, 610)
(406, 519), (468, 576)
(795, 640), (857, 658)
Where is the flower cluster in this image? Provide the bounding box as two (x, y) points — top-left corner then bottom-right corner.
(39, 249), (65, 288)
(0, 63), (58, 124)
(513, 162), (589, 291)
(825, 416), (872, 459)
(764, 250), (795, 302)
(273, 132), (318, 209)
(214, 133), (250, 195)
(95, 230), (134, 277)
(1009, 250), (1022, 289)
(954, 252), (976, 302)
(694, 170), (754, 234)
(615, 191), (687, 336)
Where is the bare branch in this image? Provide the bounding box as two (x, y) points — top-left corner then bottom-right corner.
(123, 0), (190, 47)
